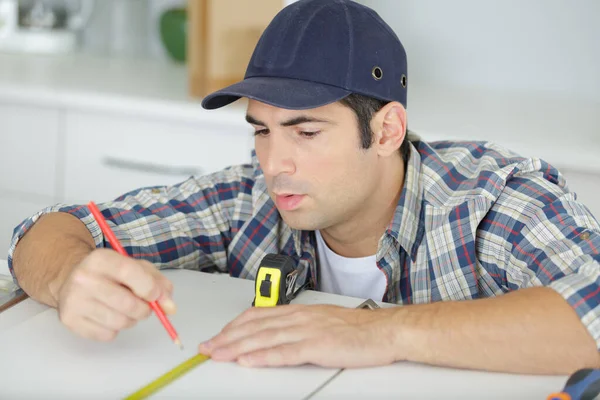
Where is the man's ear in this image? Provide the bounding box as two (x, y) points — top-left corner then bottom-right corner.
(371, 102), (407, 157)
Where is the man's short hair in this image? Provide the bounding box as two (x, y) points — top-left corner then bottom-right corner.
(339, 94), (411, 163)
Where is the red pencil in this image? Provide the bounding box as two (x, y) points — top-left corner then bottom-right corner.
(87, 201), (183, 350)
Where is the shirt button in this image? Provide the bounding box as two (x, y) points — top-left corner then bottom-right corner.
(580, 232), (591, 240)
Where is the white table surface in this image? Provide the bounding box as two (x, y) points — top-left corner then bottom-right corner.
(0, 261), (570, 399)
(312, 363), (566, 400)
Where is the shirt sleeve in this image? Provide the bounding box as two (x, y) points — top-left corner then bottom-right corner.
(478, 161), (600, 348)
(7, 164), (256, 282)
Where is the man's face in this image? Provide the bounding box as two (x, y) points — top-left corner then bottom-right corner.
(248, 99), (382, 231)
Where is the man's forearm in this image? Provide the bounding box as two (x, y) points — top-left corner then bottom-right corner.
(392, 287), (600, 374)
(12, 212), (96, 308)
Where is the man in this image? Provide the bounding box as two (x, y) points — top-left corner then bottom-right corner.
(7, 0), (600, 375)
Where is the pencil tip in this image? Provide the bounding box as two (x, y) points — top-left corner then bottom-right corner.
(174, 338), (184, 350)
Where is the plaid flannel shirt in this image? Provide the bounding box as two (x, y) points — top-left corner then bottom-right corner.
(8, 134), (600, 347)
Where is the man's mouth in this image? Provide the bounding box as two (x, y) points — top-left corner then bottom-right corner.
(274, 194), (306, 211)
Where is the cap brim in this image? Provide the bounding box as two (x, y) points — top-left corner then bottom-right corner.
(201, 76), (351, 110)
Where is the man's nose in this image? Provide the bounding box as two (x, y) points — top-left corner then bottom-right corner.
(261, 132), (296, 177)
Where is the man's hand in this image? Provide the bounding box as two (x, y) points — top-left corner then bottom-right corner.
(198, 304), (398, 368)
(57, 249), (176, 342)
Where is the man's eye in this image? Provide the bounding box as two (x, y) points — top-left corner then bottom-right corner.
(300, 131), (320, 138)
(254, 129), (269, 136)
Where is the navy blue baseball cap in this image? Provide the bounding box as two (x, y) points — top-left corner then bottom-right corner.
(201, 0), (408, 111)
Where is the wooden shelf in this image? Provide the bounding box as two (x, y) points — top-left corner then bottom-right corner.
(187, 0), (284, 98)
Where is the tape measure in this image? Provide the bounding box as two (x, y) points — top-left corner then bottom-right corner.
(124, 353), (210, 399)
(123, 254), (304, 399)
(253, 254), (305, 307)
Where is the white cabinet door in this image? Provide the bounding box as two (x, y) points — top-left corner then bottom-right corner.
(0, 102), (60, 199)
(0, 193), (50, 257)
(561, 169), (600, 221)
(63, 110), (254, 204)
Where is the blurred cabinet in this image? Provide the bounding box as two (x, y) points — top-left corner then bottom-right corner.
(0, 102), (61, 253)
(63, 109), (252, 203)
(0, 102), (60, 199)
(0, 194), (52, 256)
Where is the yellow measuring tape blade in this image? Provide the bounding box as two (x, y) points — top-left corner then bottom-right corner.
(124, 353), (210, 400)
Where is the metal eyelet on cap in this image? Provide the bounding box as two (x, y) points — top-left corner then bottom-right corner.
(401, 74), (407, 88)
(372, 66), (383, 80)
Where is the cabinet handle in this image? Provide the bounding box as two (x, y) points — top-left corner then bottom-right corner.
(102, 156), (203, 177)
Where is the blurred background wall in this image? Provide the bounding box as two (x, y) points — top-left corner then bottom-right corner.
(359, 0), (600, 102)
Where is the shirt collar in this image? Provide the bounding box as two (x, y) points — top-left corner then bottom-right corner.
(385, 138), (425, 260)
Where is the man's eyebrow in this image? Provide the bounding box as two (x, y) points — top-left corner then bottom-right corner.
(280, 116), (333, 127)
(245, 114), (334, 127)
(245, 114), (265, 126)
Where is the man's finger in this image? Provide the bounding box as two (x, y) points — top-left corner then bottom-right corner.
(157, 293), (177, 315)
(138, 260), (174, 294)
(85, 299), (138, 331)
(237, 342), (315, 368)
(209, 327), (311, 362)
(87, 277), (151, 320)
(88, 250), (161, 302)
(156, 273), (175, 295)
(75, 317), (119, 342)
(205, 313), (304, 352)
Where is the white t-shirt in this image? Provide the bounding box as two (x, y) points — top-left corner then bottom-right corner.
(315, 230), (386, 300)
